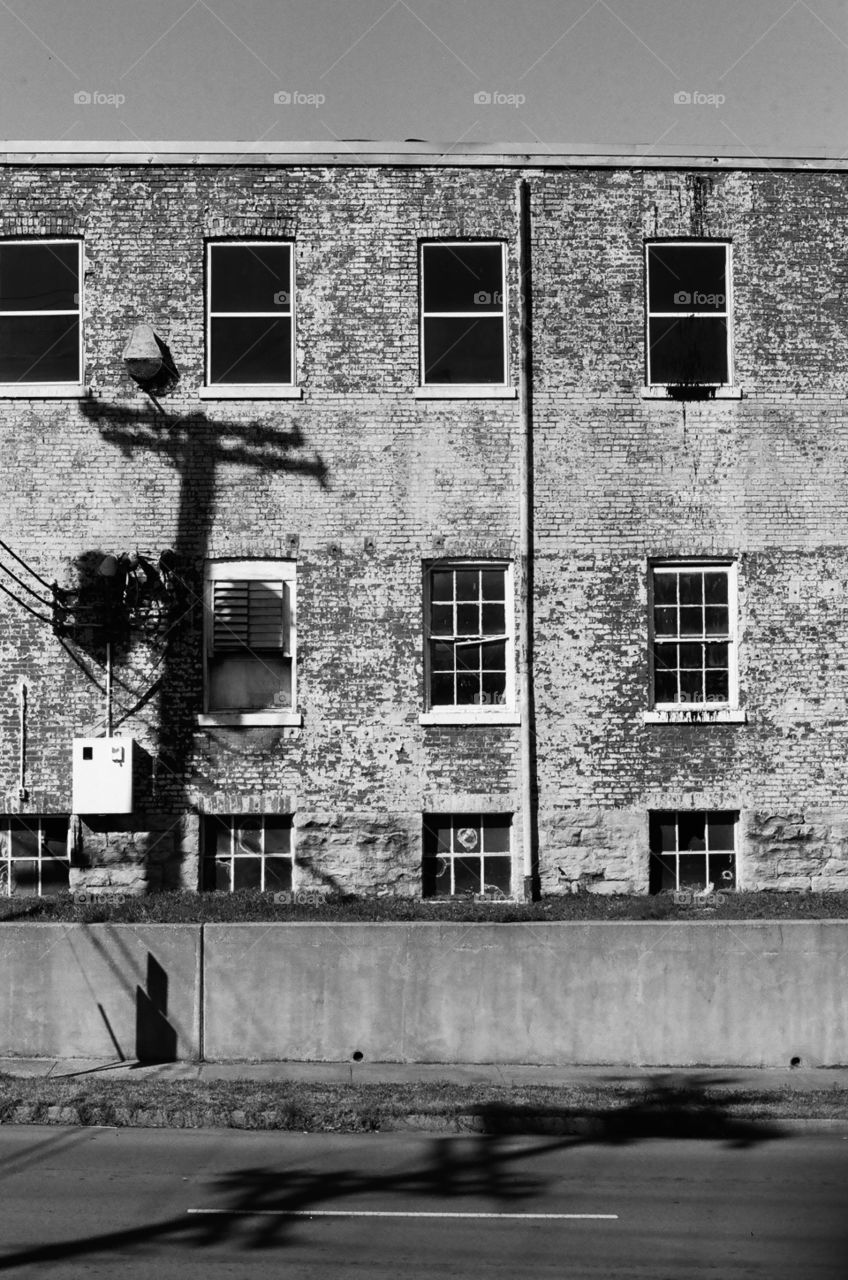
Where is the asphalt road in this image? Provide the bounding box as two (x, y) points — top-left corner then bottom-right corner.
(0, 1125), (846, 1277)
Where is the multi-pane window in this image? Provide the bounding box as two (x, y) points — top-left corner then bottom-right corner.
(0, 240), (81, 384)
(205, 561), (295, 716)
(426, 564), (512, 710)
(646, 242), (731, 387)
(651, 563), (736, 708)
(202, 815), (293, 891)
(206, 242), (293, 385)
(420, 242), (507, 384)
(423, 814), (512, 897)
(0, 817), (70, 896)
(648, 810), (737, 893)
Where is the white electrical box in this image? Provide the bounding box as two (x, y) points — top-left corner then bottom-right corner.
(72, 737), (135, 814)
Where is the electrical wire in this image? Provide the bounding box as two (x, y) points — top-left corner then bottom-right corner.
(0, 539), (54, 592)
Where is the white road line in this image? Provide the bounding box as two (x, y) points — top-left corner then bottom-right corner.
(187, 1209), (618, 1220)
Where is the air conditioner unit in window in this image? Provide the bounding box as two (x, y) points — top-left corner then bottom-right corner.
(72, 737), (135, 814)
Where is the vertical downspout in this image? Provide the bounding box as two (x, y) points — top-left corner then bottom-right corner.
(18, 680), (28, 802)
(105, 641), (113, 737)
(517, 179), (537, 899)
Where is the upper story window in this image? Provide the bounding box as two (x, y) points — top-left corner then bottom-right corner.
(201, 560), (299, 728)
(0, 240), (81, 386)
(0, 816), (70, 896)
(646, 242), (731, 388)
(420, 242), (507, 387)
(422, 562), (516, 724)
(206, 241), (294, 388)
(650, 562), (737, 711)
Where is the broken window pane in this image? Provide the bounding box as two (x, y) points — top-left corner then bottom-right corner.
(678, 812), (706, 851)
(678, 854), (708, 889)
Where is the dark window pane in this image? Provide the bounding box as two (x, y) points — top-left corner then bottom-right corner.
(481, 640), (506, 671)
(678, 643), (703, 668)
(210, 244), (291, 313)
(704, 607), (728, 636)
(208, 818), (231, 858)
(208, 654), (291, 712)
(264, 858), (292, 891)
(431, 571), (453, 602)
(481, 604), (506, 634)
(705, 642), (729, 669)
(652, 573), (677, 605)
(705, 670), (729, 702)
(649, 316), (728, 385)
(209, 316), (291, 384)
(649, 814), (678, 853)
(455, 643), (481, 673)
(678, 813), (706, 851)
(710, 852), (736, 889)
(263, 820), (292, 854)
(10, 861), (39, 895)
(678, 573), (703, 605)
(430, 604), (454, 636)
(653, 666), (677, 704)
(424, 818), (454, 855)
(236, 820), (262, 856)
(654, 607), (677, 636)
(648, 245), (726, 312)
(0, 243), (79, 310)
(453, 817), (480, 850)
(707, 814), (736, 851)
(232, 858), (262, 890)
(480, 672), (506, 704)
(455, 570), (480, 600)
(422, 853), (451, 897)
(40, 858), (70, 896)
(482, 857), (512, 894)
(9, 824), (39, 858)
(678, 854), (708, 889)
(481, 570), (505, 600)
(704, 572), (728, 604)
(679, 607), (703, 636)
(456, 671), (481, 704)
(0, 315), (80, 382)
(649, 852), (677, 893)
(423, 317), (504, 384)
(423, 244), (503, 313)
(456, 603), (480, 635)
(452, 856), (481, 894)
(430, 672), (454, 705)
(679, 668), (704, 702)
(203, 856), (230, 891)
(42, 819), (69, 856)
(431, 641), (454, 671)
(482, 818), (511, 853)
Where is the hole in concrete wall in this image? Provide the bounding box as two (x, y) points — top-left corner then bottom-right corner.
(352, 1050), (364, 1062)
(790, 1056), (801, 1068)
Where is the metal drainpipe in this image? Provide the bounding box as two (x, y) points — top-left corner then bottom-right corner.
(517, 178), (536, 899)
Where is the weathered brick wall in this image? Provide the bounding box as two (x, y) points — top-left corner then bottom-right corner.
(1, 159), (847, 894)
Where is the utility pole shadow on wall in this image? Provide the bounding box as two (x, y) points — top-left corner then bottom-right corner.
(135, 951), (177, 1063)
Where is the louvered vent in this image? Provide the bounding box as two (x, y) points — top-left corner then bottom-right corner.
(213, 580), (286, 651)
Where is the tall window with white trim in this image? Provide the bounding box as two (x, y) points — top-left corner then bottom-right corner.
(646, 241), (731, 387)
(425, 563), (514, 714)
(0, 240), (81, 384)
(420, 242), (507, 385)
(206, 241), (293, 386)
(650, 561), (737, 709)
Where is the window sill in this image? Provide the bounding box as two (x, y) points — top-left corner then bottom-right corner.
(419, 711), (520, 727)
(640, 386), (744, 401)
(198, 711), (303, 727)
(414, 385), (518, 400)
(198, 385), (303, 400)
(643, 708), (747, 724)
(0, 383), (90, 398)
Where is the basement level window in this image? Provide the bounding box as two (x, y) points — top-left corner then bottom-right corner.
(200, 560), (301, 727)
(202, 815), (293, 892)
(419, 241), (508, 388)
(645, 241), (731, 389)
(0, 816), (71, 897)
(0, 240), (82, 387)
(423, 813), (513, 898)
(205, 241), (294, 389)
(648, 810), (737, 893)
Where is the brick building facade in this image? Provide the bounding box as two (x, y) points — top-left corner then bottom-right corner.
(1, 141), (846, 898)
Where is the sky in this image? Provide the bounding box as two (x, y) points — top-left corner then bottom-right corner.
(0, 0), (845, 155)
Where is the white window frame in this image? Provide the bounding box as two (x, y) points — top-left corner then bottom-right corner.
(0, 238), (86, 397)
(648, 809), (738, 894)
(203, 814), (295, 892)
(645, 240), (734, 392)
(200, 240), (302, 401)
(199, 559), (301, 727)
(645, 559), (744, 724)
(420, 560), (519, 726)
(0, 815), (71, 897)
(422, 812), (514, 899)
(416, 240), (515, 398)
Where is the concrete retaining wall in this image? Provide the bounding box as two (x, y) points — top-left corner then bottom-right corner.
(2, 922), (846, 1065)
